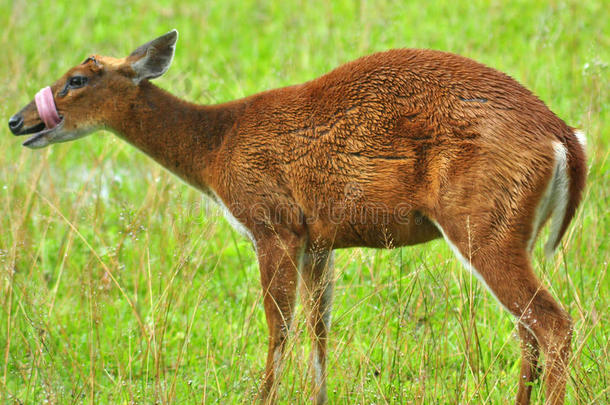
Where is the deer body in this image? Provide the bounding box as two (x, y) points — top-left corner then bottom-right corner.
(9, 31), (586, 404)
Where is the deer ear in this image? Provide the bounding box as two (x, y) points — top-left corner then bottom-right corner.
(128, 30), (178, 84)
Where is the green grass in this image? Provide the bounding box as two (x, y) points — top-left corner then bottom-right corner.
(0, 0), (608, 403)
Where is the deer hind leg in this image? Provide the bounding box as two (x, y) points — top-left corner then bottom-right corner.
(255, 232), (305, 404)
(516, 323), (541, 404)
(300, 248), (334, 405)
(435, 222), (572, 405)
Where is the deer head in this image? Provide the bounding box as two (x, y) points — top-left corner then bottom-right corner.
(8, 30), (178, 149)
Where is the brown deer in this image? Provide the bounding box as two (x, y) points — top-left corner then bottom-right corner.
(8, 30), (586, 404)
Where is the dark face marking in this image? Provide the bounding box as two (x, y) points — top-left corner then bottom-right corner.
(82, 56), (99, 66)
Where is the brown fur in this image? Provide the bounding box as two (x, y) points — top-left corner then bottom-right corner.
(10, 33), (587, 404)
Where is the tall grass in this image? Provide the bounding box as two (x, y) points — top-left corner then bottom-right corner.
(0, 0), (608, 403)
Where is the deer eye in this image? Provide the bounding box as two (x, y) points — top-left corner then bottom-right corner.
(68, 76), (88, 89)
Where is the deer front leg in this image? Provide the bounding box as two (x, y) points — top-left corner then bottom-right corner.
(256, 232), (305, 404)
(300, 249), (334, 405)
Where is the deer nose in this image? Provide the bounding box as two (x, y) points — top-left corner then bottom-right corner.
(8, 114), (24, 135)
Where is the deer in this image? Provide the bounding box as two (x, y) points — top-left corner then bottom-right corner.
(8, 30), (586, 404)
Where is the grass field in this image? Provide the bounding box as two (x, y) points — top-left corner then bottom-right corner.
(1, 0), (608, 403)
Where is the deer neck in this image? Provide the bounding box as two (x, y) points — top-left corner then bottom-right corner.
(107, 81), (241, 191)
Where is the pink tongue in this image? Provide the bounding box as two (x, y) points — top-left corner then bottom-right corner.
(35, 86), (61, 129)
